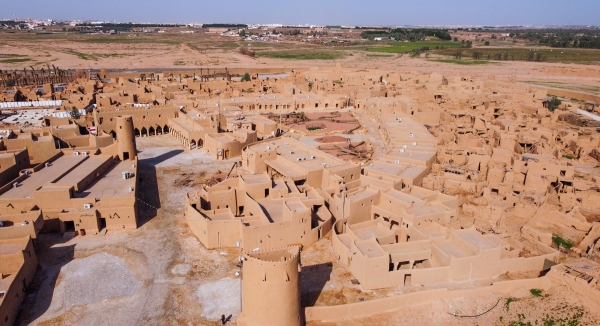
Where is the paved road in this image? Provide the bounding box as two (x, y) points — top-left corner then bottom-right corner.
(577, 109), (600, 122)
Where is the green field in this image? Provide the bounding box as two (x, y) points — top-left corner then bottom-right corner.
(0, 32), (184, 45)
(430, 59), (494, 65)
(63, 50), (96, 60)
(256, 51), (345, 60)
(365, 53), (395, 57)
(74, 35), (182, 45)
(436, 47), (600, 64)
(0, 57), (32, 63)
(366, 41), (463, 53)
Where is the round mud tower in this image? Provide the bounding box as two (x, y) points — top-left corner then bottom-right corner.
(238, 246), (302, 326)
(116, 115), (136, 161)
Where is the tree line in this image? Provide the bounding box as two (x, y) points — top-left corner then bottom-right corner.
(202, 24), (248, 29)
(509, 29), (600, 49)
(76, 23), (182, 32)
(453, 50), (547, 62)
(361, 28), (452, 41)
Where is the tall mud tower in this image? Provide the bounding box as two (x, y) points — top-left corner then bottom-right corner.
(238, 246), (302, 326)
(116, 115), (136, 160)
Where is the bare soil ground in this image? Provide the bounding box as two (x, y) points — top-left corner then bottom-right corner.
(308, 282), (600, 326)
(318, 142), (371, 162)
(16, 136), (243, 325)
(2, 34), (598, 97)
(315, 136), (349, 143)
(285, 112), (361, 135)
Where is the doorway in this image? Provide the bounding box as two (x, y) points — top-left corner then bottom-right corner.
(404, 274), (412, 287)
(123, 152), (129, 160)
(64, 221), (75, 232)
(99, 217), (106, 230)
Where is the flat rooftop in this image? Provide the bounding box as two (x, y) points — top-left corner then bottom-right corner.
(400, 166), (428, 180)
(351, 223), (390, 240)
(386, 150), (435, 163)
(367, 160), (409, 176)
(257, 199), (285, 223)
(0, 155), (87, 199)
(418, 225), (446, 238)
(434, 240), (472, 259)
(53, 156), (112, 189)
(411, 205), (448, 217)
(455, 230), (496, 250)
(347, 187), (377, 203)
(0, 237), (27, 255)
(286, 199), (307, 213)
(265, 159), (307, 180)
(74, 160), (136, 199)
(209, 211), (235, 221)
(210, 134), (235, 143)
(170, 117), (196, 132)
(356, 239), (387, 258)
(241, 174), (271, 185)
(383, 189), (425, 206)
(382, 243), (430, 255)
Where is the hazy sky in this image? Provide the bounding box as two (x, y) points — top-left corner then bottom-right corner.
(2, 0), (598, 26)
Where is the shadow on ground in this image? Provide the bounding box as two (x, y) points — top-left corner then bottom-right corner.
(301, 262), (333, 307)
(15, 234), (75, 325)
(136, 149), (183, 228)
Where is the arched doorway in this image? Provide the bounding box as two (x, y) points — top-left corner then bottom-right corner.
(198, 139), (204, 148)
(164, 125), (169, 133)
(190, 139), (196, 149)
(149, 126), (155, 136)
(157, 126), (163, 135)
(134, 128), (140, 137)
(141, 127), (148, 137)
(110, 130), (116, 139)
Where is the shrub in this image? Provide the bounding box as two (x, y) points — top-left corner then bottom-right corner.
(241, 73), (251, 82)
(552, 234), (574, 249)
(548, 96), (561, 112)
(530, 288), (543, 297)
(71, 107), (81, 119)
(5, 79), (15, 87)
(505, 298), (517, 311)
(239, 47), (255, 58)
